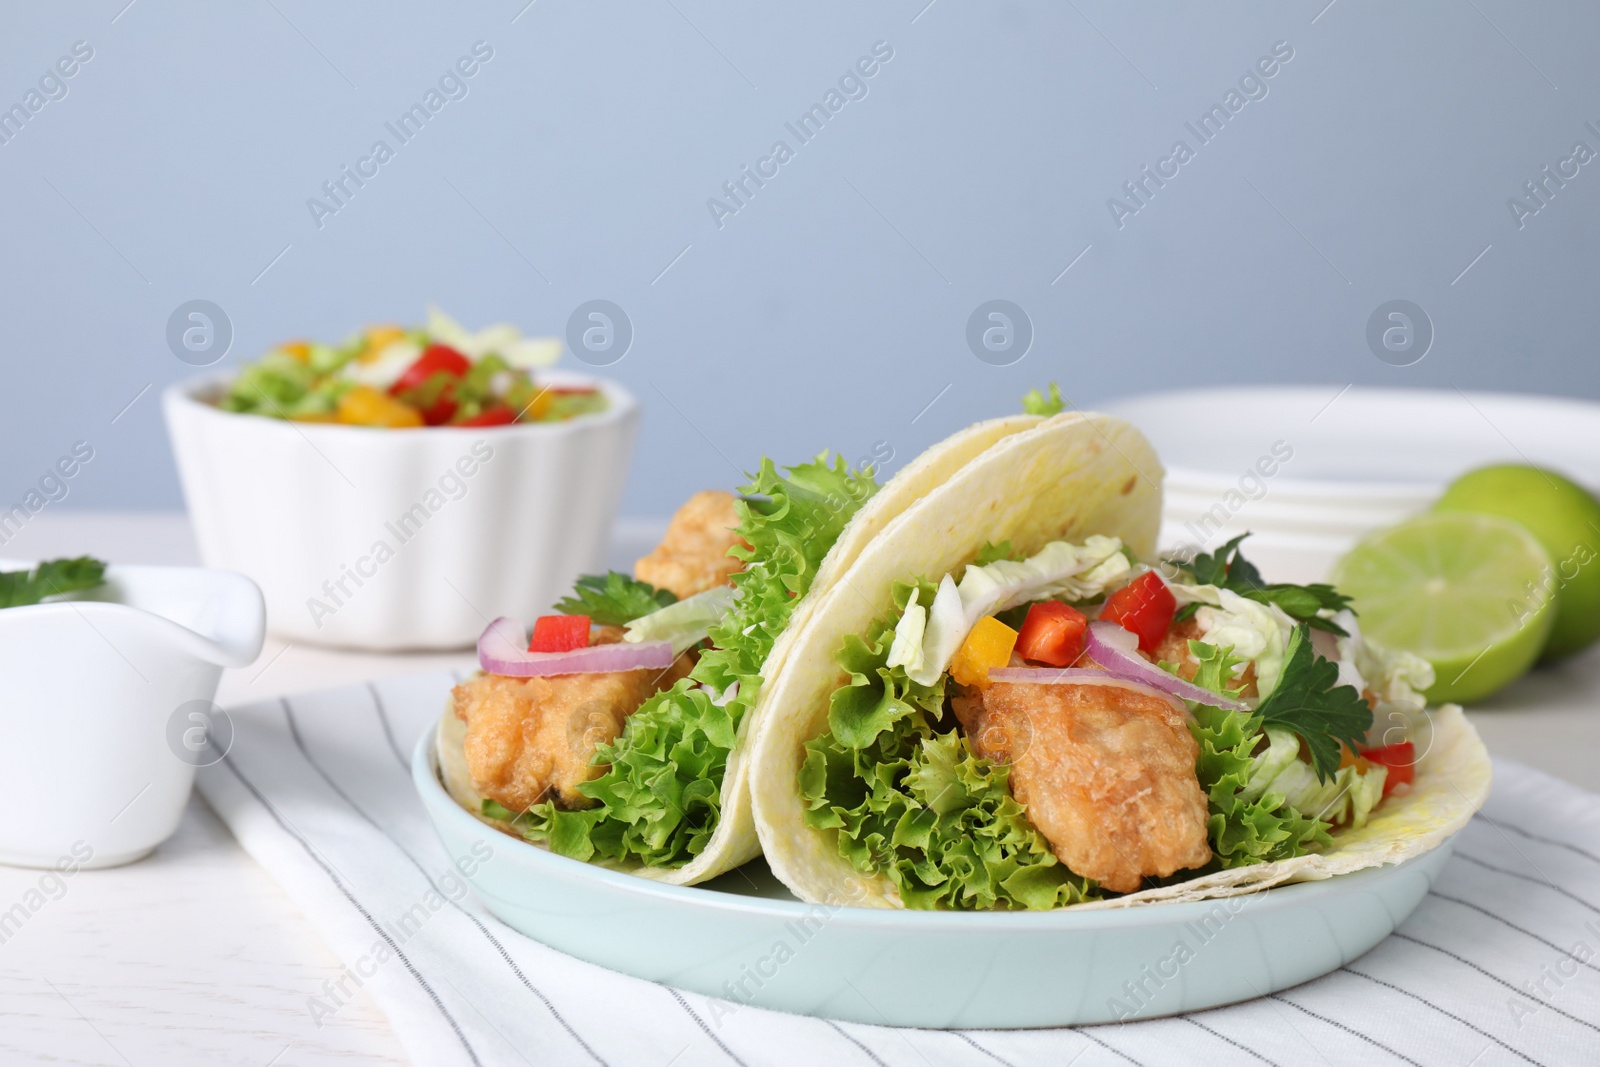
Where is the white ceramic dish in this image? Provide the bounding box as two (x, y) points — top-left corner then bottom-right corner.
(413, 734), (1453, 1027)
(1105, 386), (1600, 581)
(164, 370), (639, 651)
(0, 562), (264, 868)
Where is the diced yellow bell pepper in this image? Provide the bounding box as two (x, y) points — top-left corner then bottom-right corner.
(360, 324), (407, 362)
(523, 389), (554, 421)
(336, 385), (424, 428)
(949, 616), (1019, 688)
(1338, 746), (1371, 774)
(280, 341), (311, 363)
(288, 411), (339, 423)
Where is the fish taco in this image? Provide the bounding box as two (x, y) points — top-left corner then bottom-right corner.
(747, 408), (1491, 909)
(435, 413), (1044, 885)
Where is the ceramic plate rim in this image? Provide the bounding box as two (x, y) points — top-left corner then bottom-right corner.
(413, 731), (1452, 932)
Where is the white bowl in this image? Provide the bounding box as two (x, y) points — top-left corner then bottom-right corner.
(1104, 386), (1600, 581)
(0, 563), (264, 868)
(163, 371), (639, 650)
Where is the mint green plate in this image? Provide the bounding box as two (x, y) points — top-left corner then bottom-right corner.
(414, 735), (1451, 1028)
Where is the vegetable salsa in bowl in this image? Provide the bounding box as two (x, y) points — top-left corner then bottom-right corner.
(221, 307), (606, 429)
(164, 307), (638, 649)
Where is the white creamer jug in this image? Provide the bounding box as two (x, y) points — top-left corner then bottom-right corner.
(0, 563), (264, 868)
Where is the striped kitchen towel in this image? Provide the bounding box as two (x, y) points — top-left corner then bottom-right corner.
(198, 671), (1600, 1067)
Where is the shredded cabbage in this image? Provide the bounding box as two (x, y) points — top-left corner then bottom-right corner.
(883, 587), (926, 674)
(1237, 726), (1302, 802)
(426, 305), (561, 368)
(623, 586), (738, 654)
(1341, 611), (1434, 712)
(1258, 755), (1386, 830)
(906, 536), (1129, 686)
(1172, 582), (1296, 696)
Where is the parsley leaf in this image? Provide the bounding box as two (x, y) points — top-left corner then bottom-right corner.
(552, 571), (676, 625)
(0, 557), (107, 609)
(1021, 383), (1065, 416)
(1174, 533), (1259, 587)
(1238, 584), (1354, 635)
(1167, 533), (1354, 635)
(1172, 602), (1201, 626)
(1253, 623), (1372, 781)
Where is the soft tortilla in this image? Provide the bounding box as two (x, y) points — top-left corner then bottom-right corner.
(747, 410), (1491, 908)
(437, 413), (1046, 885)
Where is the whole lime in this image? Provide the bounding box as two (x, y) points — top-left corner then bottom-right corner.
(1434, 464), (1600, 660)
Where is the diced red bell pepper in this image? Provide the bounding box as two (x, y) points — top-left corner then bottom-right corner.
(457, 405), (517, 427)
(1098, 571), (1177, 653)
(1358, 741), (1416, 797)
(390, 344), (471, 397)
(1016, 601), (1088, 667)
(530, 614), (590, 653)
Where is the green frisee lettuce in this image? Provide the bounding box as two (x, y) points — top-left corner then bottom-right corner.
(510, 454), (879, 867)
(1189, 703), (1331, 868)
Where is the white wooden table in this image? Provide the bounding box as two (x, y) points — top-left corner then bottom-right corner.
(2, 512), (1596, 1066)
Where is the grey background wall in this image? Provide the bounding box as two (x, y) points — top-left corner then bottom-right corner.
(2, 1), (1596, 517)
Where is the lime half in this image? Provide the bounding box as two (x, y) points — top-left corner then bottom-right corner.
(1435, 464), (1600, 660)
(1330, 512), (1555, 703)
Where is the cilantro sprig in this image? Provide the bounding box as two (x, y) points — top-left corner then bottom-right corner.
(1254, 623), (1373, 781)
(0, 557), (107, 609)
(1167, 533), (1354, 635)
(553, 571), (676, 625)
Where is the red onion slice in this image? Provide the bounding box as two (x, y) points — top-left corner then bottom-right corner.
(1082, 621), (1251, 711)
(477, 616), (676, 677)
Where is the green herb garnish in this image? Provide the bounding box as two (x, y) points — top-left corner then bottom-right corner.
(1168, 533), (1354, 635)
(553, 571), (676, 626)
(0, 557), (107, 609)
(1253, 623), (1373, 781)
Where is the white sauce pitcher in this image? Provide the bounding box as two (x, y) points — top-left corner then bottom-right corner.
(0, 563), (264, 868)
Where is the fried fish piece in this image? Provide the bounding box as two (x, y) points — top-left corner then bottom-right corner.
(958, 680), (1212, 893)
(452, 627), (694, 813)
(634, 490), (747, 600)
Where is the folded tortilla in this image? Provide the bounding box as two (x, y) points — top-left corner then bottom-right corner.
(437, 413), (1048, 885)
(747, 411), (1492, 907)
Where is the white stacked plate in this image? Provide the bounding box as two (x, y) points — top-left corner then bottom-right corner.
(1102, 387), (1600, 583)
